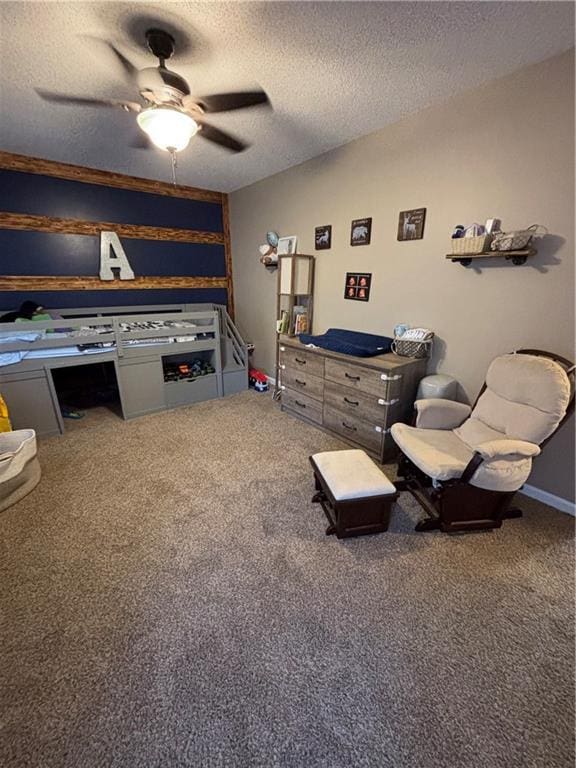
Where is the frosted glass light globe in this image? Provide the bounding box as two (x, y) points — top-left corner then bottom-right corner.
(137, 107), (198, 152)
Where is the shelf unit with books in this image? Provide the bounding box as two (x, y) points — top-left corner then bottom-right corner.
(274, 254), (315, 399)
(275, 254), (315, 338)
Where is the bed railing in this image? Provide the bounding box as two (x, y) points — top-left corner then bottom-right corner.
(0, 310), (220, 357)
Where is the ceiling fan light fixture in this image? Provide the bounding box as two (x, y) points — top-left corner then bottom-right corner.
(136, 106), (198, 151)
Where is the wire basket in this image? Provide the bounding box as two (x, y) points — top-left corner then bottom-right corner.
(451, 235), (492, 255)
(392, 337), (433, 359)
(489, 225), (546, 252)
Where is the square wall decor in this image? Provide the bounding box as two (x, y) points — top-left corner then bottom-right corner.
(398, 208), (426, 241)
(344, 272), (372, 301)
(315, 225), (332, 250)
(350, 218), (372, 246)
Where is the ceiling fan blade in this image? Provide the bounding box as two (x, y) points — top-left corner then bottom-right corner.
(198, 90), (270, 114)
(198, 122), (248, 153)
(103, 41), (139, 81)
(129, 129), (153, 150)
(35, 89), (141, 112)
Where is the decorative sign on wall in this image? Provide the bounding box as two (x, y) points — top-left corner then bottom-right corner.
(350, 218), (372, 246)
(99, 231), (135, 281)
(344, 272), (372, 302)
(315, 225), (332, 250)
(397, 208), (426, 241)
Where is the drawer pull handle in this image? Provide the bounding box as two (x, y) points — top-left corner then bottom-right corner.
(345, 373), (360, 381)
(341, 421), (357, 432)
(295, 357), (307, 365)
(295, 378), (306, 386)
(295, 400), (307, 408)
(343, 397), (359, 406)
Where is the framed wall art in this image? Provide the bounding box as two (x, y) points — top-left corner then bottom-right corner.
(315, 225), (332, 250)
(344, 272), (372, 302)
(350, 218), (372, 246)
(277, 235), (298, 255)
(397, 208), (426, 241)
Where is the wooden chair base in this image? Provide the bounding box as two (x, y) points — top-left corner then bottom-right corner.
(397, 455), (519, 533)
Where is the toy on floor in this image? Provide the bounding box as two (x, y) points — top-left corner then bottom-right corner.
(249, 368), (269, 392)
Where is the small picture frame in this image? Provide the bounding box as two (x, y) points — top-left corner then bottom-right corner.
(350, 218), (372, 246)
(315, 225), (331, 250)
(397, 208), (426, 241)
(344, 272), (372, 301)
(277, 236), (298, 255)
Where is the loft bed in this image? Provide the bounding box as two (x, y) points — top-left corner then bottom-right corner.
(0, 303), (248, 437)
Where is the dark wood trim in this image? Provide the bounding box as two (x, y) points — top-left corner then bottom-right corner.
(0, 211), (224, 245)
(221, 194), (235, 319)
(0, 151), (223, 204)
(0, 276), (227, 291)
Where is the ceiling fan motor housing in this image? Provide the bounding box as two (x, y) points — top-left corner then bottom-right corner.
(145, 28), (175, 62)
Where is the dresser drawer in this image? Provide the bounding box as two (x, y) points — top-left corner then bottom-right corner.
(324, 358), (402, 399)
(323, 405), (383, 454)
(281, 368), (324, 401)
(279, 345), (324, 378)
(324, 380), (401, 425)
(282, 388), (323, 425)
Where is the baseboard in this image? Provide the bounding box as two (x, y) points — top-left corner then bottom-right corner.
(519, 484), (575, 516)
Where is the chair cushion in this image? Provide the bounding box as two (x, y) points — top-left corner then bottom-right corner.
(471, 354), (571, 444)
(311, 449), (396, 500)
(454, 417), (505, 450)
(391, 422), (534, 491)
(390, 423), (474, 481)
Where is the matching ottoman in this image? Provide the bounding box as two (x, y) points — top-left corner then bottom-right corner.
(309, 449), (398, 538)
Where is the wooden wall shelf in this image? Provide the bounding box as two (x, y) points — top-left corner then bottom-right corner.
(446, 248), (536, 267)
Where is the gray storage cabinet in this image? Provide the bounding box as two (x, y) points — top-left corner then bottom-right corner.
(0, 368), (62, 437)
(116, 357), (165, 419)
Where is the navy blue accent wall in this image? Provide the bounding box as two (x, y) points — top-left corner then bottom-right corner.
(0, 170), (223, 231)
(0, 165), (229, 313)
(0, 231), (226, 277)
(0, 289), (228, 311)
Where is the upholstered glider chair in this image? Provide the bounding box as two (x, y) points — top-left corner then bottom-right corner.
(391, 350), (575, 533)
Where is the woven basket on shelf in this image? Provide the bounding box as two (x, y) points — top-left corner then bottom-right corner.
(392, 337), (433, 359)
(451, 235), (492, 255)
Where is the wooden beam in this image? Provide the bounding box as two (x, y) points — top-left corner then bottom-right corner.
(0, 151), (224, 204)
(0, 276), (228, 291)
(221, 194), (235, 319)
(0, 211), (224, 245)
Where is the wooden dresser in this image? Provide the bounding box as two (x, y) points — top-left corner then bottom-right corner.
(277, 337), (427, 462)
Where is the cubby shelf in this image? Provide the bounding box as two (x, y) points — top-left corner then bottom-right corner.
(446, 247), (536, 267)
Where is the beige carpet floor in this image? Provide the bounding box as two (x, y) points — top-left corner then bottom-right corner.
(0, 391), (574, 768)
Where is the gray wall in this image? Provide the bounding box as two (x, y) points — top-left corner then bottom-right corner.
(230, 50), (575, 503)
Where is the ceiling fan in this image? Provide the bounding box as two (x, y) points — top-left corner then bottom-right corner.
(36, 28), (270, 154)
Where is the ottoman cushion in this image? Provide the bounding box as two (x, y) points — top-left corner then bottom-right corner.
(311, 449), (395, 501)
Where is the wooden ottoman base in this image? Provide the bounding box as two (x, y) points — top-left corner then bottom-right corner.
(310, 450), (398, 539)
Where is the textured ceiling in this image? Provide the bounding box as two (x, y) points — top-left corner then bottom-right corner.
(0, 2), (573, 192)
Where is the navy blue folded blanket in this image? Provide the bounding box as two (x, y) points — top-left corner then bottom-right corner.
(298, 328), (393, 357)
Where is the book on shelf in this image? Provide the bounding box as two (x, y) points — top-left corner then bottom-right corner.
(293, 311), (308, 335)
(277, 310), (290, 335)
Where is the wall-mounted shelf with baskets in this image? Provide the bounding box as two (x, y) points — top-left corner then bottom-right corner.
(446, 247), (536, 267)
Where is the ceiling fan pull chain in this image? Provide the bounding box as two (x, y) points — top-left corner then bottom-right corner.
(169, 148), (178, 186)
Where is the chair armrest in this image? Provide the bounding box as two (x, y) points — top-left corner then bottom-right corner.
(414, 399), (472, 430)
(476, 439), (541, 460)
